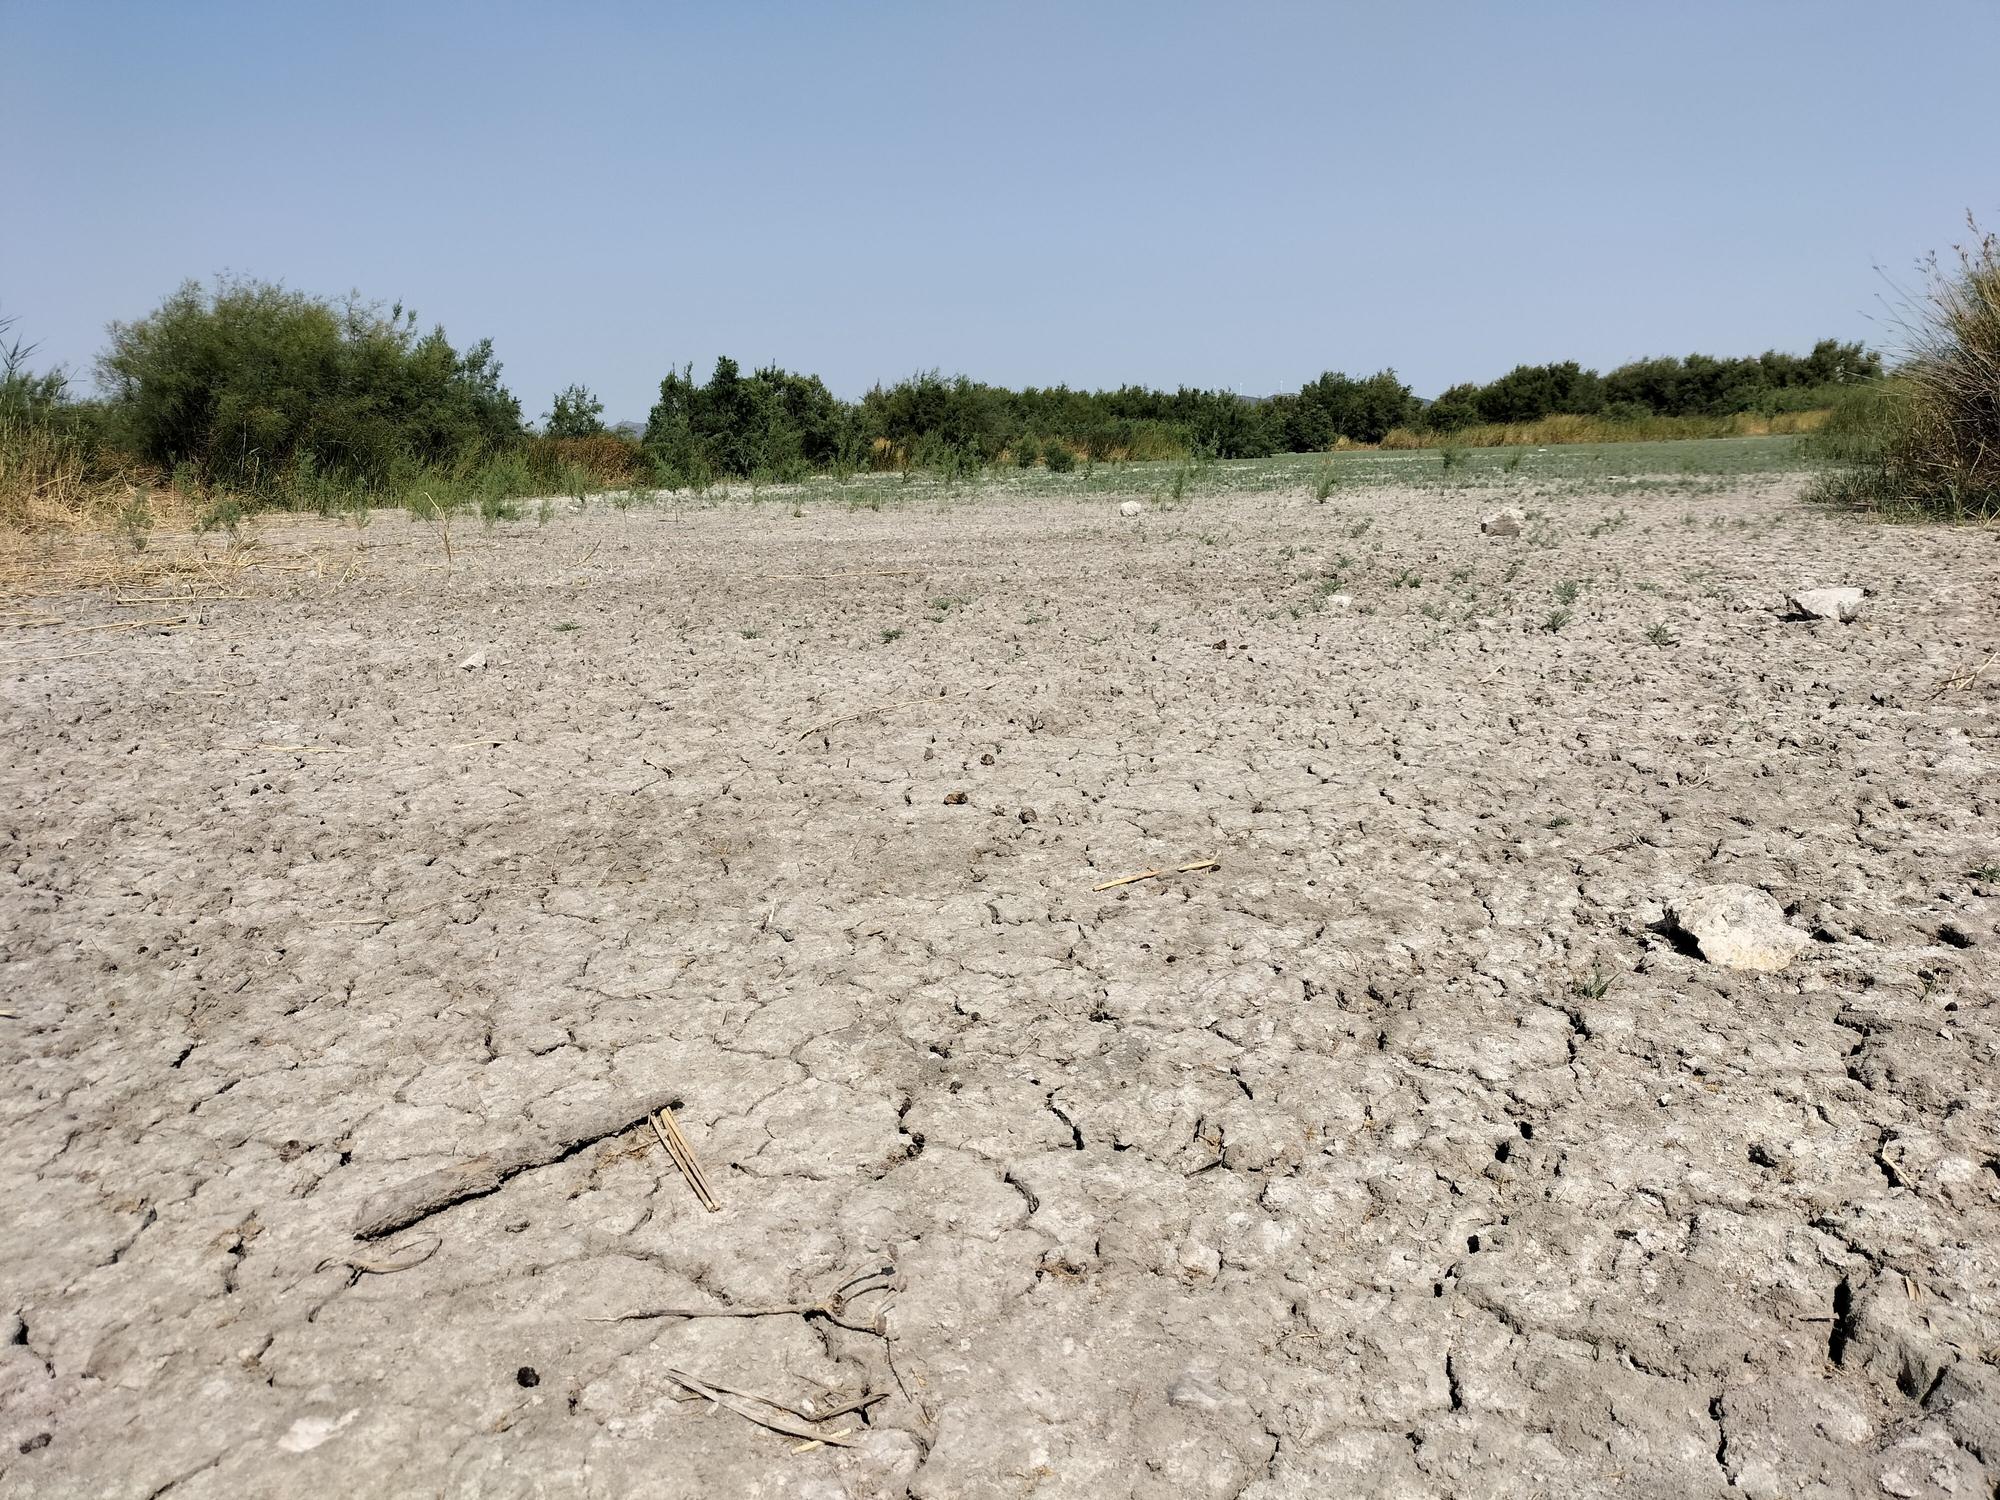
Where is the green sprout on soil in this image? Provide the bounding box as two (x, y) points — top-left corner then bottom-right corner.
(554, 620), (579, 632)
(1552, 580), (1581, 606)
(1646, 622), (1679, 647)
(1541, 607), (1572, 633)
(1571, 964), (1618, 1000)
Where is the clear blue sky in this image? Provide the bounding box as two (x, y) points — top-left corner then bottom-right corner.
(7, 1), (1994, 422)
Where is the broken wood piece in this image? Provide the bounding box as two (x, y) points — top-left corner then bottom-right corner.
(1091, 859), (1220, 892)
(350, 1088), (682, 1239)
(651, 1106), (721, 1212)
(793, 1428), (853, 1454)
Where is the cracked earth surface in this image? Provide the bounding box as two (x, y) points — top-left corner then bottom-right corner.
(2, 478), (1997, 1499)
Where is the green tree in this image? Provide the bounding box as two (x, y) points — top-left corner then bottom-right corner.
(545, 383), (605, 437)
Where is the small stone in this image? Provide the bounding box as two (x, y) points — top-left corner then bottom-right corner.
(1326, 593), (1354, 611)
(516, 1366), (540, 1388)
(1481, 507), (1524, 537)
(1167, 1369), (1231, 1412)
(1018, 807), (1039, 824)
(458, 650), (487, 671)
(1668, 884), (1808, 972)
(943, 791), (969, 806)
(1176, 1238), (1221, 1278)
(1787, 586), (1864, 622)
(1119, 500), (1144, 518)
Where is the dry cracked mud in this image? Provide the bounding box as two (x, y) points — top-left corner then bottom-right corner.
(2, 476), (1997, 1499)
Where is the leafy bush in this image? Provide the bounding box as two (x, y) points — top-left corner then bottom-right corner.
(1808, 223), (2000, 518)
(645, 356), (849, 482)
(1042, 440), (1076, 473)
(97, 277), (522, 491)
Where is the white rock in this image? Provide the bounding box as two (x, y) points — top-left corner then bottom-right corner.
(1176, 1238), (1221, 1278)
(1326, 593), (1354, 611)
(1668, 884), (1808, 972)
(1167, 1369), (1231, 1412)
(457, 650), (487, 671)
(1481, 507), (1524, 537)
(1787, 586), (1864, 622)
(1118, 500), (1144, 518)
(278, 1409), (358, 1454)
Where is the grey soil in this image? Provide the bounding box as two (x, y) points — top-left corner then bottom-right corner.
(2, 478), (1997, 1498)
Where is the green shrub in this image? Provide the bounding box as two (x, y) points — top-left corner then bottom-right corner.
(1808, 224), (2000, 519)
(97, 277), (521, 492)
(1042, 440), (1076, 473)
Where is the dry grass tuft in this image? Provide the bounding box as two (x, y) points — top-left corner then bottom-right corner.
(1380, 410), (1826, 450)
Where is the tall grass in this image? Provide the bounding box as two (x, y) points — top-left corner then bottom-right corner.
(1809, 222), (2000, 519)
(1381, 409), (1825, 450)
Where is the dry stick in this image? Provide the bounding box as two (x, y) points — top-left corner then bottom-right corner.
(1932, 651), (1995, 697)
(65, 615), (189, 634)
(1091, 859), (1220, 892)
(797, 698), (939, 740)
(667, 1371), (886, 1425)
(650, 1106), (720, 1212)
(663, 1368), (857, 1448)
(755, 568), (922, 581)
(115, 593), (249, 604)
(351, 1089), (682, 1239)
(598, 1266), (896, 1334)
(793, 1428), (855, 1455)
(315, 1234), (443, 1277)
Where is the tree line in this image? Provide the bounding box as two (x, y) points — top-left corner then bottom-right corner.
(4, 277), (1880, 499)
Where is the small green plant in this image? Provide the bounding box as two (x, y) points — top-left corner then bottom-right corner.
(1312, 461), (1338, 502)
(1503, 449), (1525, 473)
(880, 626), (904, 643)
(115, 490), (152, 551)
(195, 493), (245, 534)
(1967, 863), (2000, 882)
(1390, 567), (1422, 588)
(1440, 444), (1467, 473)
(554, 620), (579, 632)
(740, 627), (762, 639)
(1552, 579), (1581, 606)
(1571, 963), (1617, 1000)
(1043, 440), (1076, 473)
(1542, 607), (1572, 633)
(536, 497), (554, 526)
(1645, 622), (1678, 647)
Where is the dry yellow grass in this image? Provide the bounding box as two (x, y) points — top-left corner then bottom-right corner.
(1379, 409), (1827, 449)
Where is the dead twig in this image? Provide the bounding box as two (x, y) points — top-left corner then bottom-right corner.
(315, 1233), (442, 1277)
(1091, 859), (1219, 892)
(662, 1367), (857, 1448)
(350, 1090), (683, 1239)
(597, 1265), (896, 1335)
(1932, 652), (1995, 698)
(651, 1105), (721, 1212)
(797, 698), (939, 740)
(65, 615), (189, 634)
